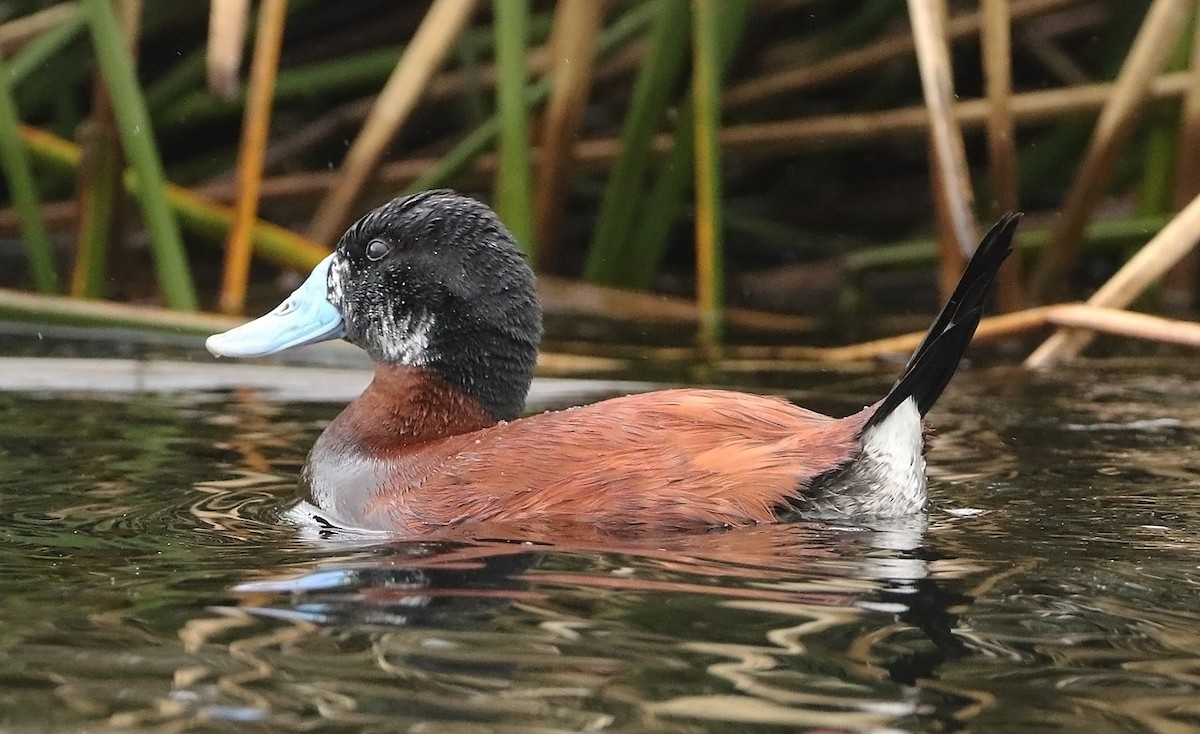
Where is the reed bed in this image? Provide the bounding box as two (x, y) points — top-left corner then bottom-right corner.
(0, 0), (1196, 369)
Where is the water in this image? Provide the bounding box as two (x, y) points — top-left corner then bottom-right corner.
(1, 347), (1198, 732)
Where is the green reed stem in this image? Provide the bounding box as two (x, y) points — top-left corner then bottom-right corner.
(83, 0), (197, 310)
(583, 0), (690, 284)
(144, 48), (205, 112)
(844, 213), (1174, 272)
(20, 125), (329, 271)
(156, 45), (405, 129)
(143, 0), (306, 113)
(1136, 14), (1194, 222)
(493, 0), (535, 253)
(454, 28), (489, 125)
(72, 119), (120, 298)
(404, 0), (660, 195)
(153, 11), (553, 129)
(623, 0), (751, 291)
(622, 116), (692, 289)
(0, 54), (58, 293)
(9, 9), (86, 85)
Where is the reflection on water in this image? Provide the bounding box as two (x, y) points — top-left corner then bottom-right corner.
(0, 360), (1198, 731)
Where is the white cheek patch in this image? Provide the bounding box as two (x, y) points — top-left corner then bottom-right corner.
(328, 255), (349, 306)
(331, 252), (435, 365)
(374, 311), (436, 365)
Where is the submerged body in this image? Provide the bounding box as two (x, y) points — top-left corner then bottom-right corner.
(208, 191), (1018, 534)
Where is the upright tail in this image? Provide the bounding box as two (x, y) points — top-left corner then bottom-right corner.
(866, 213), (1020, 429)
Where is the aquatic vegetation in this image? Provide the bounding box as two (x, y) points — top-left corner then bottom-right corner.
(0, 1), (1196, 366)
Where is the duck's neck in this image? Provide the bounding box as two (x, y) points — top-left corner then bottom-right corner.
(325, 364), (497, 452)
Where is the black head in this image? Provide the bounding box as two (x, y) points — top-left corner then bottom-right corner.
(328, 190), (542, 421)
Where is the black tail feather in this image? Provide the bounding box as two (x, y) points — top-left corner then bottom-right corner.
(866, 213), (1020, 428)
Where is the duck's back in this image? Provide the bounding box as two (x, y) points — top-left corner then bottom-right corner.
(304, 389), (871, 533)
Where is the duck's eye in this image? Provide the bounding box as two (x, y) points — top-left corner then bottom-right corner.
(365, 239), (390, 262)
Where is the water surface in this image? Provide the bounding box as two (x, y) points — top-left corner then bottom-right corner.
(0, 349), (1198, 732)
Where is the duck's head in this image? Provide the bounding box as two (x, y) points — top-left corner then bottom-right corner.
(207, 190), (542, 421)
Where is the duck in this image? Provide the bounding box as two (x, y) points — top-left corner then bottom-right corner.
(207, 190), (1018, 535)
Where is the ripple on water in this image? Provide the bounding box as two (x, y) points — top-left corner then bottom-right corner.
(1, 364), (1200, 731)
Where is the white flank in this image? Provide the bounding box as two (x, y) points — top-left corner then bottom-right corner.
(860, 396), (927, 511)
(862, 396), (923, 475)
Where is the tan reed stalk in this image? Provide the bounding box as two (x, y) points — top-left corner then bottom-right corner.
(219, 0), (288, 315)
